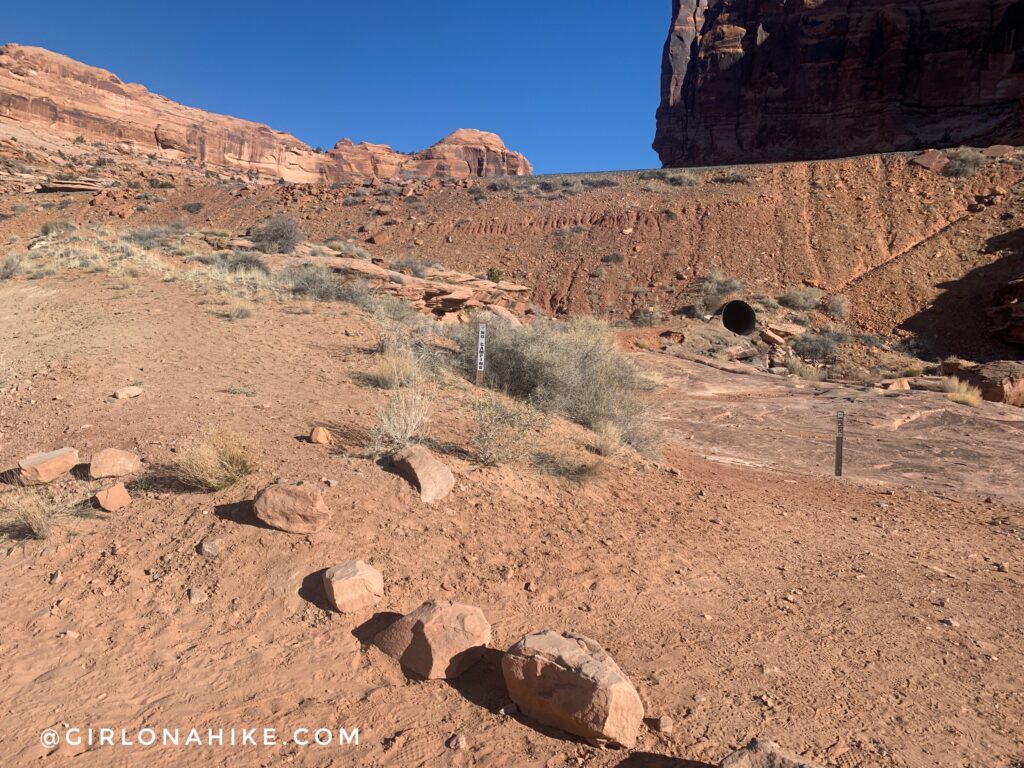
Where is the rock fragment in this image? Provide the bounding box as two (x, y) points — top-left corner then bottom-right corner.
(323, 560), (383, 613)
(89, 448), (141, 479)
(390, 445), (454, 503)
(719, 738), (823, 768)
(375, 600), (490, 679)
(19, 448), (79, 485)
(95, 483), (132, 512)
(253, 484), (330, 534)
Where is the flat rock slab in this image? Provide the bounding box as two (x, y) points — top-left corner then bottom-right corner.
(253, 484), (330, 534)
(113, 385), (144, 399)
(375, 600), (489, 679)
(89, 448), (141, 479)
(323, 560), (383, 613)
(502, 630), (644, 748)
(719, 738), (823, 768)
(19, 448), (79, 485)
(390, 444), (454, 503)
(95, 483), (131, 512)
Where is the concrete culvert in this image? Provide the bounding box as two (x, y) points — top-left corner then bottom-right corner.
(719, 300), (757, 335)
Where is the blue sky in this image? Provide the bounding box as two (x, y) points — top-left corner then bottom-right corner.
(5, 2), (669, 174)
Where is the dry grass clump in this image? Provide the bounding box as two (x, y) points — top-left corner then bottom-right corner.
(366, 347), (421, 389)
(780, 286), (824, 310)
(173, 431), (256, 491)
(368, 390), (432, 453)
(450, 316), (660, 455)
(0, 490), (66, 541)
(590, 421), (624, 457)
(470, 395), (545, 466)
(941, 376), (983, 406)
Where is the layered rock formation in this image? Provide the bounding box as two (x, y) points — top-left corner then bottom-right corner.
(0, 44), (531, 183)
(655, 0), (1024, 166)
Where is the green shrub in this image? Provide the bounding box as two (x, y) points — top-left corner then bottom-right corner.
(251, 215), (303, 254)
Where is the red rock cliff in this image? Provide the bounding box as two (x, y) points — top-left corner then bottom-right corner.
(0, 44), (531, 182)
(654, 0), (1024, 166)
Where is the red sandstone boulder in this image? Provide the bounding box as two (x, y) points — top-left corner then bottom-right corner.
(18, 448), (79, 485)
(253, 484), (330, 534)
(375, 600), (490, 679)
(323, 560), (384, 613)
(89, 448), (141, 479)
(95, 483), (132, 512)
(502, 630), (644, 748)
(390, 445), (455, 503)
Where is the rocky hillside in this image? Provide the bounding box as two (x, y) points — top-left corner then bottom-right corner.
(0, 44), (531, 183)
(655, 0), (1024, 166)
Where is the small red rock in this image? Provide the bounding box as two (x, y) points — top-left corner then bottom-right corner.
(95, 483), (132, 512)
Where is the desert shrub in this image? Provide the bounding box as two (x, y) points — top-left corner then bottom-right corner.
(639, 169), (699, 187)
(329, 241), (371, 259)
(943, 148), (987, 178)
(251, 215), (303, 254)
(602, 253), (625, 264)
(780, 285), (824, 310)
(449, 316), (658, 453)
(785, 358), (826, 381)
(147, 178), (175, 189)
(470, 396), (545, 466)
(40, 220), (76, 237)
(826, 294), (850, 319)
(368, 390), (432, 453)
(792, 329), (850, 361)
(224, 251), (269, 275)
(0, 255), (22, 280)
(486, 266), (504, 283)
(941, 376), (983, 406)
(590, 421), (624, 457)
(224, 305), (253, 321)
(696, 272), (743, 314)
(392, 257), (430, 278)
(173, 431), (255, 491)
(343, 194), (366, 206)
(713, 171), (751, 185)
(365, 346), (421, 389)
(123, 225), (181, 250)
(581, 177), (620, 188)
(181, 202), (205, 214)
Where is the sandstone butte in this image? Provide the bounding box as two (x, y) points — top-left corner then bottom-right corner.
(0, 44), (532, 183)
(654, 0), (1024, 166)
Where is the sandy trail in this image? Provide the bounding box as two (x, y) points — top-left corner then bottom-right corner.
(0, 273), (1021, 768)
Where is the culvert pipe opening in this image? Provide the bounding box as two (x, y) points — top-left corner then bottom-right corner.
(719, 300), (757, 335)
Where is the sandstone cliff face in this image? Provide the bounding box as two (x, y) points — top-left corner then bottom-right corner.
(655, 0), (1024, 166)
(0, 44), (531, 182)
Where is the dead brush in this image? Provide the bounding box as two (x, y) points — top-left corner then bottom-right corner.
(367, 390), (432, 454)
(0, 489), (65, 541)
(469, 395), (545, 466)
(172, 431), (256, 491)
(590, 421), (624, 457)
(941, 376), (984, 407)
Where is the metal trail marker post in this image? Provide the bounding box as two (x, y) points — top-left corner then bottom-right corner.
(475, 324), (486, 386)
(835, 410), (845, 477)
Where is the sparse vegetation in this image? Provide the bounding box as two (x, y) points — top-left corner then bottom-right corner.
(696, 272), (743, 314)
(826, 294), (850, 319)
(780, 286), (824, 310)
(450, 316), (659, 454)
(941, 376), (984, 407)
(366, 344), (421, 389)
(639, 169), (699, 187)
(369, 389), (432, 453)
(0, 254), (22, 280)
(785, 358), (826, 381)
(181, 202), (205, 214)
(223, 304), (253, 321)
(40, 220), (76, 237)
(712, 171), (751, 185)
(791, 329), (850, 362)
(392, 257), (431, 278)
(943, 147), (987, 178)
(278, 263), (373, 307)
(602, 253), (625, 265)
(172, 431), (256, 491)
(485, 266), (504, 283)
(470, 395), (544, 466)
(147, 178), (175, 189)
(0, 490), (62, 541)
(251, 215), (303, 254)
